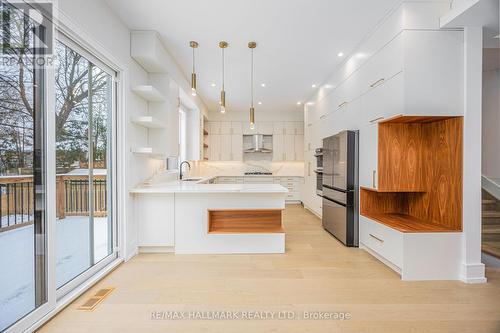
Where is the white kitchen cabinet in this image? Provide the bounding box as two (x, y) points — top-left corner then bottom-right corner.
(294, 135), (304, 161)
(284, 135), (295, 161)
(295, 122), (304, 135)
(273, 122), (285, 135)
(231, 134), (243, 161)
(219, 121), (232, 135)
(243, 176), (275, 184)
(208, 122), (221, 134)
(358, 122), (378, 189)
(231, 122), (242, 134)
(136, 194), (175, 247)
(272, 134), (285, 161)
(259, 122), (274, 135)
(209, 135), (221, 161)
(219, 134), (232, 160)
(284, 122), (296, 135)
(359, 215), (462, 280)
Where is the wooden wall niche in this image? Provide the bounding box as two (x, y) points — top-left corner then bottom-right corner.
(208, 209), (284, 234)
(361, 116), (463, 232)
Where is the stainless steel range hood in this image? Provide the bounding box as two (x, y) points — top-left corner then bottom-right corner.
(244, 134), (273, 153)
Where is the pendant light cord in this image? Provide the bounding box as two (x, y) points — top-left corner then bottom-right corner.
(251, 47), (254, 108)
(192, 47), (195, 73)
(221, 47), (225, 90)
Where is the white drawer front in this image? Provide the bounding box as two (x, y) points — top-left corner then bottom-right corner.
(360, 215), (403, 269)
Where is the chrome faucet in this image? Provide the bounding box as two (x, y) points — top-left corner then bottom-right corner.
(179, 161), (191, 180)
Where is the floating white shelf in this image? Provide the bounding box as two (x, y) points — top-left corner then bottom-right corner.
(132, 85), (165, 102)
(130, 116), (165, 129)
(131, 147), (166, 159)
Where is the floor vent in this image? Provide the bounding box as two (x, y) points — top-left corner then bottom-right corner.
(77, 287), (115, 311)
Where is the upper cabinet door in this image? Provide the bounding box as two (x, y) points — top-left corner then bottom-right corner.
(294, 135), (304, 161)
(273, 122), (285, 135)
(259, 122), (274, 135)
(209, 135), (221, 161)
(231, 122), (242, 134)
(285, 122), (296, 135)
(209, 122), (221, 135)
(295, 122), (304, 135)
(284, 134), (296, 161)
(219, 121), (232, 134)
(219, 134), (232, 160)
(273, 134), (284, 161)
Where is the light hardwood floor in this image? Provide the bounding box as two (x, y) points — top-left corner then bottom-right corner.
(38, 205), (500, 333)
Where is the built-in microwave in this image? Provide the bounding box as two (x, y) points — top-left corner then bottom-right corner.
(314, 148), (323, 196)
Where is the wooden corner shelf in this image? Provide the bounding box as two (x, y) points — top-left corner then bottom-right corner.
(207, 209), (284, 234)
(361, 115), (463, 233)
(362, 213), (459, 233)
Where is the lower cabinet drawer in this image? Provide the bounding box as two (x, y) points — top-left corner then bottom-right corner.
(285, 192), (301, 201)
(359, 215), (403, 269)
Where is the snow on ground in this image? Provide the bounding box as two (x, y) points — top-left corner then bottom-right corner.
(0, 216), (110, 331)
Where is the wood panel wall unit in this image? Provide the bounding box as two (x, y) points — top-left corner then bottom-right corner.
(208, 209), (284, 234)
(361, 115), (463, 233)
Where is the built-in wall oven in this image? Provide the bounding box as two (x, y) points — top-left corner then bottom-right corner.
(314, 148), (323, 196)
(322, 130), (359, 247)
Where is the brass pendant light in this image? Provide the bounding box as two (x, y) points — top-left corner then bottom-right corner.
(189, 41), (198, 96)
(248, 41), (257, 129)
(219, 41), (228, 113)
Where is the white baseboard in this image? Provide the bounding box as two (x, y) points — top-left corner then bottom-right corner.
(139, 246), (175, 253)
(303, 204), (322, 219)
(461, 262), (487, 283)
(482, 175), (500, 200)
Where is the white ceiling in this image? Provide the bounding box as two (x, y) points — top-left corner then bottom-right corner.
(105, 0), (400, 114)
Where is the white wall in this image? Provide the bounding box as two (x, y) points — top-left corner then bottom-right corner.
(482, 48), (500, 179)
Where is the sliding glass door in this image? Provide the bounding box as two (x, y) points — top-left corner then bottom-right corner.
(54, 38), (115, 290)
(1, 2), (118, 330)
(0, 1), (47, 330)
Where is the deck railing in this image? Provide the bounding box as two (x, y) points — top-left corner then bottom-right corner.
(0, 174), (107, 232)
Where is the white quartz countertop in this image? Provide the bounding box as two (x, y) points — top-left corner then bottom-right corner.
(130, 178), (289, 194)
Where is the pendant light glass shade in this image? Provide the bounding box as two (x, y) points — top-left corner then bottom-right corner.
(189, 41), (198, 96)
(248, 42), (257, 128)
(219, 41), (228, 113)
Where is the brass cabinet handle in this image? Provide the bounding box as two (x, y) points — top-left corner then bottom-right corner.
(369, 233), (384, 243)
(338, 101), (348, 108)
(372, 170), (377, 188)
(370, 78), (385, 88)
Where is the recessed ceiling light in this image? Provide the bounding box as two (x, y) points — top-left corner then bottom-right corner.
(311, 84), (317, 88)
(307, 102), (315, 106)
(297, 102), (302, 105)
(258, 101), (262, 105)
(261, 83), (266, 87)
(211, 83), (216, 87)
(337, 52), (344, 57)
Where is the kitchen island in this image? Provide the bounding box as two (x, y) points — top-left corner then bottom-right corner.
(130, 179), (288, 254)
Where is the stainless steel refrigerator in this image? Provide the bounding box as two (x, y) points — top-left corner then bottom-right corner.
(322, 130), (359, 247)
